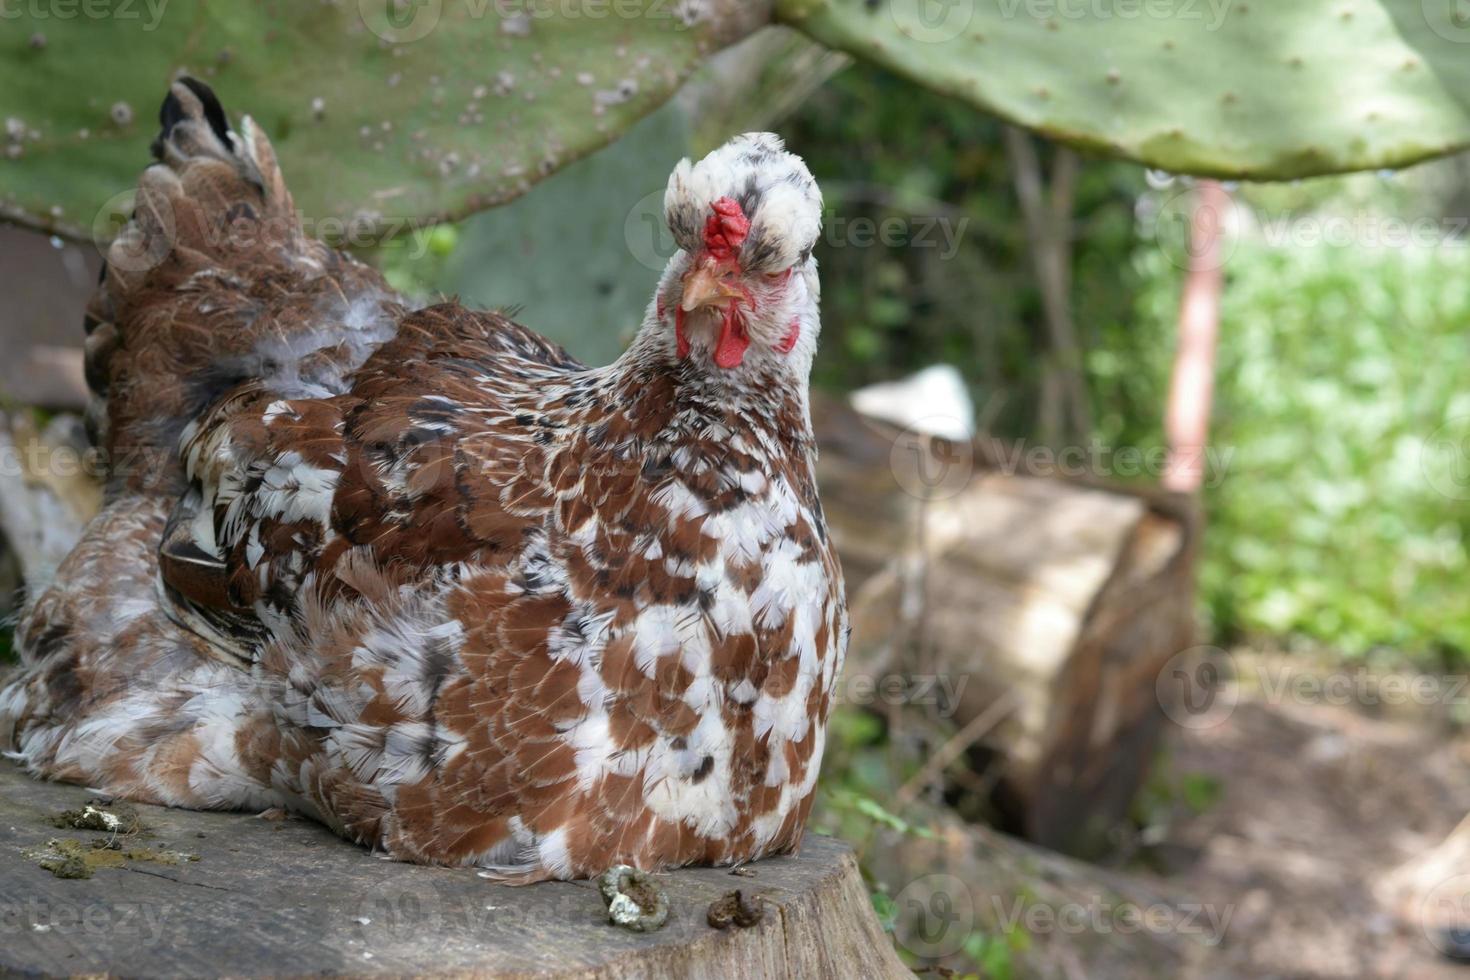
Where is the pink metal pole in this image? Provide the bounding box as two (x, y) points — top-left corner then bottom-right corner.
(1163, 181), (1228, 494)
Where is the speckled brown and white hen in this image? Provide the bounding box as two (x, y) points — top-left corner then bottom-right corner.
(0, 79), (845, 882)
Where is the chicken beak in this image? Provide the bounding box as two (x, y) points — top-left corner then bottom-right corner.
(680, 264), (740, 312)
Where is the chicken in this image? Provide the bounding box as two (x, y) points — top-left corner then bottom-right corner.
(0, 79), (846, 882)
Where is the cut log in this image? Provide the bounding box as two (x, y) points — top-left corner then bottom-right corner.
(813, 396), (1200, 857)
(0, 763), (908, 979)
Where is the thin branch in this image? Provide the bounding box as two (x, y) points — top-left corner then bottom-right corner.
(1004, 127), (1092, 443)
(894, 690), (1021, 809)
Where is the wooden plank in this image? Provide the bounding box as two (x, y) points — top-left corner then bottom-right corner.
(0, 226), (94, 412)
(0, 764), (906, 978)
(812, 395), (1199, 857)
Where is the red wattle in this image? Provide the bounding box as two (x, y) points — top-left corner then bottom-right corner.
(776, 317), (801, 354)
(675, 306), (691, 359)
(714, 307), (750, 369)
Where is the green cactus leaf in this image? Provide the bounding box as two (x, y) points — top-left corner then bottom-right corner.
(776, 0), (1470, 179)
(0, 1), (760, 242)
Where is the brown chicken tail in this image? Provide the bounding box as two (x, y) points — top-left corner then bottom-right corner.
(83, 77), (299, 488)
(80, 77), (388, 495)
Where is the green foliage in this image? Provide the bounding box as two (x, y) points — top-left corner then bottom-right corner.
(964, 928), (1031, 980)
(779, 0), (1470, 179)
(870, 889), (899, 933)
(1126, 197), (1470, 661)
(0, 0), (733, 240)
(1132, 748), (1223, 846)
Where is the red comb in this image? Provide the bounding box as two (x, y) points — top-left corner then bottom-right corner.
(703, 196), (750, 262)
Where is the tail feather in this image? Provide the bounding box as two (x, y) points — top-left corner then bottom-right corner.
(154, 76), (233, 157)
(85, 77), (397, 494)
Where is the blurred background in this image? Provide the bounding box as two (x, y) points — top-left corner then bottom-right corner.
(5, 9), (1470, 979)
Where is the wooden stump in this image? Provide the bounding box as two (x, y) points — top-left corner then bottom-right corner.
(813, 396), (1200, 857)
(0, 764), (907, 978)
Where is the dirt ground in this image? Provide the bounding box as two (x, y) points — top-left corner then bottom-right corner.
(1140, 650), (1470, 979)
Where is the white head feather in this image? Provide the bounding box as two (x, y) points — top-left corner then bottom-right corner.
(663, 133), (823, 273)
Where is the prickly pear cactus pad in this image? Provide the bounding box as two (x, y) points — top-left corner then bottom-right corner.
(776, 0), (1470, 179)
(0, 0), (764, 241)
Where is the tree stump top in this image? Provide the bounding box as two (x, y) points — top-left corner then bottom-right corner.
(0, 763), (905, 978)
